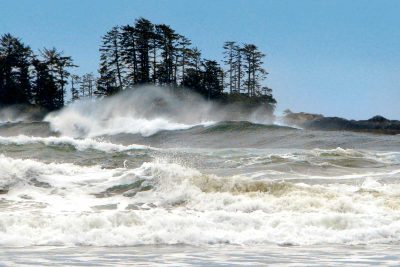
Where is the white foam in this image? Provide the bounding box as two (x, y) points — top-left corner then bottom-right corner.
(0, 135), (152, 152)
(1, 155), (400, 247)
(44, 87), (217, 138)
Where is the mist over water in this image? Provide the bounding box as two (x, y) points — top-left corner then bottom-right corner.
(44, 86), (274, 138)
(0, 87), (400, 265)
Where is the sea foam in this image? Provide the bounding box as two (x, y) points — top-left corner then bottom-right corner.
(0, 155), (400, 247)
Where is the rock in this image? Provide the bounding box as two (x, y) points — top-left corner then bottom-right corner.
(125, 204), (140, 210)
(91, 204), (118, 210)
(0, 189), (8, 194)
(368, 115), (389, 123)
(284, 111), (324, 125)
(283, 111), (400, 135)
(19, 194), (33, 199)
(30, 178), (52, 188)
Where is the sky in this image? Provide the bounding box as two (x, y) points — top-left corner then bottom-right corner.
(0, 0), (399, 119)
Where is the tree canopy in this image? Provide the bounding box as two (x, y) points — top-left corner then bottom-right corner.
(0, 17), (276, 113)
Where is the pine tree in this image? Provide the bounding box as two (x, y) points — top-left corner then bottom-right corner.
(134, 18), (154, 84)
(121, 24), (138, 85)
(234, 44), (243, 93)
(0, 34), (33, 105)
(223, 41), (236, 94)
(150, 28), (160, 84)
(155, 24), (180, 85)
(41, 47), (76, 107)
(241, 44), (267, 96)
(70, 74), (80, 101)
(31, 58), (60, 110)
(80, 73), (96, 98)
(96, 53), (119, 96)
(202, 60), (224, 100)
(99, 27), (124, 91)
(182, 47), (203, 92)
(0, 34), (77, 109)
(176, 36), (191, 85)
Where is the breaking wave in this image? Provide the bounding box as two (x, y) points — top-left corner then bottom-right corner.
(1, 154), (400, 247)
(1, 87), (400, 249)
(44, 86), (274, 138)
(0, 135), (153, 153)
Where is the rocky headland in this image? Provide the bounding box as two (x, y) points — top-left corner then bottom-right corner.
(283, 110), (400, 135)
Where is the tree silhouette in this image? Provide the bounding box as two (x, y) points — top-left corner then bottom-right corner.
(0, 17), (277, 114)
(0, 34), (33, 105)
(70, 74), (80, 101)
(223, 41), (236, 94)
(41, 47), (76, 106)
(32, 58), (60, 110)
(99, 27), (124, 92)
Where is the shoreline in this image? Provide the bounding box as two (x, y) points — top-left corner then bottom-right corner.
(283, 111), (400, 135)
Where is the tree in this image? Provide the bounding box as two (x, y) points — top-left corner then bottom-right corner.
(0, 34), (81, 109)
(96, 53), (119, 96)
(150, 27), (160, 84)
(31, 58), (60, 110)
(188, 47), (202, 71)
(223, 41), (236, 94)
(121, 24), (138, 85)
(182, 68), (203, 93)
(70, 74), (80, 101)
(134, 18), (154, 84)
(156, 24), (180, 85)
(99, 27), (124, 91)
(2, 18), (277, 113)
(202, 60), (224, 100)
(241, 44), (267, 96)
(183, 59), (223, 100)
(176, 36), (192, 85)
(234, 44), (243, 93)
(0, 33), (33, 105)
(80, 73), (96, 98)
(182, 47), (203, 93)
(41, 47), (76, 106)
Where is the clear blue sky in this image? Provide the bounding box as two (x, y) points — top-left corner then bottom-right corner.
(1, 0), (399, 119)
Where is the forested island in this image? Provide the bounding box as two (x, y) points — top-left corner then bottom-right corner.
(0, 17), (276, 113)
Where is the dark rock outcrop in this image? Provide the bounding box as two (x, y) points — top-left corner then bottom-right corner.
(283, 111), (400, 135)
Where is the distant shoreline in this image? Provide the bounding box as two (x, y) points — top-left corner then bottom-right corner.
(1, 104), (399, 135)
(283, 111), (400, 135)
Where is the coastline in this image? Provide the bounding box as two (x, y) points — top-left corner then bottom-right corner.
(283, 111), (400, 135)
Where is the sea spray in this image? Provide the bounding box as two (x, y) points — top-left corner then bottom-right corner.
(0, 91), (399, 248)
(44, 86), (274, 138)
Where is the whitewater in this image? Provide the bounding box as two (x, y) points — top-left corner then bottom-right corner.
(0, 87), (400, 266)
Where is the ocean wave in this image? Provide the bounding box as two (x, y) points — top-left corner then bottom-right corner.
(200, 121), (297, 133)
(206, 147), (400, 170)
(0, 135), (153, 152)
(43, 87), (219, 137)
(1, 155), (400, 246)
(0, 105), (46, 126)
(1, 206), (400, 247)
(43, 87), (278, 138)
(0, 154), (113, 190)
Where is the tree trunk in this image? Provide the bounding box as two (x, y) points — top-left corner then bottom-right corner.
(113, 37), (123, 89)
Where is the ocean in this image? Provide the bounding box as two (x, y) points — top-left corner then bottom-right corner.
(0, 88), (399, 266)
